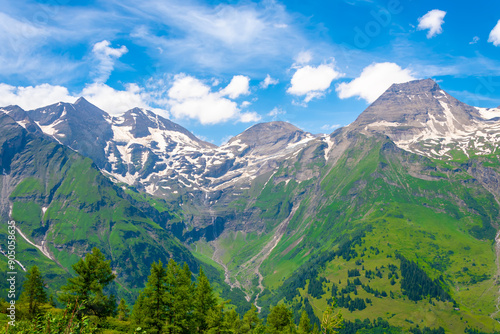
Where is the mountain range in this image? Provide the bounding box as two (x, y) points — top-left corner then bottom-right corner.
(1, 78), (499, 332)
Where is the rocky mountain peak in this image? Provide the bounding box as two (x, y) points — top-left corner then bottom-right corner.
(348, 78), (499, 159)
(388, 78), (439, 94)
(0, 106), (42, 135)
(229, 121), (304, 146)
(74, 96), (90, 106)
(352, 79), (479, 129)
(224, 121), (313, 157)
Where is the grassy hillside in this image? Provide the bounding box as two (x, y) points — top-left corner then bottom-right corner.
(0, 113), (218, 306)
(211, 132), (500, 332)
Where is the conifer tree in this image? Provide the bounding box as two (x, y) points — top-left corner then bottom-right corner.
(132, 261), (168, 334)
(117, 298), (129, 321)
(166, 260), (195, 333)
(205, 300), (231, 334)
(241, 305), (261, 333)
(194, 267), (217, 332)
(298, 310), (312, 334)
(267, 304), (294, 334)
(60, 247), (116, 318)
(224, 308), (241, 332)
(21, 265), (47, 319)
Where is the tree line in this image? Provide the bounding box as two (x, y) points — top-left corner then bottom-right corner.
(0, 247), (343, 334)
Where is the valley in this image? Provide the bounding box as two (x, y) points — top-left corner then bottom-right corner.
(1, 79), (500, 332)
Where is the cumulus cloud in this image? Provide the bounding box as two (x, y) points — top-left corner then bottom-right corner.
(167, 74), (260, 125)
(336, 62), (416, 103)
(0, 82), (167, 116)
(260, 74), (279, 89)
(417, 9), (446, 38)
(239, 111), (261, 122)
(92, 40), (128, 83)
(488, 20), (500, 46)
(219, 75), (250, 99)
(287, 62), (343, 103)
(0, 83), (75, 110)
(81, 82), (167, 116)
(0, 72), (261, 124)
(168, 75), (211, 100)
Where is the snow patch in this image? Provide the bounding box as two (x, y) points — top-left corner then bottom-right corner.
(476, 107), (500, 120)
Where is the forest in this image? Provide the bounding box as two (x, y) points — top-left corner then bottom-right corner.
(0, 248), (343, 334)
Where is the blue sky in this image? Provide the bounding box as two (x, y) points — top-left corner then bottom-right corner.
(0, 0), (499, 144)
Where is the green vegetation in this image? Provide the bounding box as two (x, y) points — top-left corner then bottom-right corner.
(20, 266), (47, 320)
(2, 113), (499, 333)
(218, 134), (500, 333)
(60, 247), (116, 319)
(0, 251), (345, 334)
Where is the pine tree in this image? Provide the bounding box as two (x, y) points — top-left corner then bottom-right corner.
(60, 247), (116, 318)
(267, 304), (293, 334)
(194, 267), (217, 333)
(117, 298), (129, 321)
(298, 310), (312, 334)
(21, 265), (47, 319)
(205, 300), (231, 334)
(241, 305), (261, 333)
(166, 260), (195, 333)
(224, 308), (241, 333)
(132, 261), (168, 334)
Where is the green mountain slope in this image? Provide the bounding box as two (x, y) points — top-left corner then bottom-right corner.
(0, 112), (216, 303)
(207, 131), (499, 332)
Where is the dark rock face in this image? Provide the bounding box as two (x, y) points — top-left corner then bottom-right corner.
(17, 98), (115, 167)
(0, 105), (43, 135)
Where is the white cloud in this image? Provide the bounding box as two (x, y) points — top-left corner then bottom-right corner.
(0, 83), (75, 110)
(268, 107), (286, 117)
(0, 12), (81, 82)
(92, 40), (128, 83)
(417, 9), (446, 38)
(469, 36), (480, 45)
(167, 74), (259, 125)
(131, 1), (302, 71)
(268, 107), (286, 119)
(488, 20), (500, 46)
(220, 134), (234, 145)
(321, 124), (341, 131)
(0, 72), (260, 124)
(260, 74), (279, 89)
(168, 75), (211, 100)
(81, 82), (166, 116)
(336, 62), (416, 103)
(0, 82), (167, 116)
(219, 75), (250, 99)
(287, 63), (343, 103)
(294, 51), (313, 65)
(239, 111), (261, 123)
